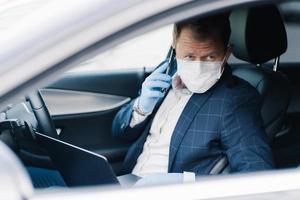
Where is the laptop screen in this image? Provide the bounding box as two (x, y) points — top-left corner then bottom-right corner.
(35, 132), (119, 187)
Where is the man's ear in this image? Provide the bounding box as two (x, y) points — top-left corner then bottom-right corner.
(221, 44), (233, 72)
(224, 44), (233, 63)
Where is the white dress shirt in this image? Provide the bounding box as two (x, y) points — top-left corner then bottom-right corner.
(130, 74), (193, 178)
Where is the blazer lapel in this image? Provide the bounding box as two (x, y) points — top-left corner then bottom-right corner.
(168, 91), (213, 171)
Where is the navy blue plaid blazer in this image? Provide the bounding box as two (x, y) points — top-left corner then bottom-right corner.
(112, 67), (274, 175)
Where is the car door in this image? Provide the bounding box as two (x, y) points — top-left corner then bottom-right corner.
(41, 25), (173, 175)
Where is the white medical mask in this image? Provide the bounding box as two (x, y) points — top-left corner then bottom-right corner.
(176, 59), (224, 93)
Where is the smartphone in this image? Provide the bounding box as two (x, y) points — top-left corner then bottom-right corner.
(162, 47), (175, 93)
(165, 47), (175, 76)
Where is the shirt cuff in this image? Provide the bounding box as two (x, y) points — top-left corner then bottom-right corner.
(129, 99), (149, 128)
(183, 171), (196, 183)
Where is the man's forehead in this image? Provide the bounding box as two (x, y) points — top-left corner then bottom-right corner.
(178, 37), (219, 50)
(176, 27), (224, 52)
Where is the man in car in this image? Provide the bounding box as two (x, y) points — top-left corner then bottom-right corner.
(112, 14), (274, 183)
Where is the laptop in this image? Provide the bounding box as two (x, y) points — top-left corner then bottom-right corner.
(35, 132), (124, 187)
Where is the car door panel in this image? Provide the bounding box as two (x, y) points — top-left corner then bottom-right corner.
(40, 89), (131, 117)
(42, 68), (147, 174)
(49, 68), (145, 98)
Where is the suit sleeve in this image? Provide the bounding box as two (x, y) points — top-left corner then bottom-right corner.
(220, 90), (275, 172)
(111, 98), (149, 142)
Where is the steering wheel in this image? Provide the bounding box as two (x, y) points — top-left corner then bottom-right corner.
(26, 91), (58, 138)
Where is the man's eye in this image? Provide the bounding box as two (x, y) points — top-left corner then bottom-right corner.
(184, 55), (194, 60)
(205, 56), (215, 61)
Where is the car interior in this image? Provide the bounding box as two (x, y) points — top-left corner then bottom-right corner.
(1, 0), (300, 189)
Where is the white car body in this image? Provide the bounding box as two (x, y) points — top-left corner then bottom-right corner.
(0, 0), (299, 199)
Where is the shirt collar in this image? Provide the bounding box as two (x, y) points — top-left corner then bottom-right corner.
(171, 73), (192, 95)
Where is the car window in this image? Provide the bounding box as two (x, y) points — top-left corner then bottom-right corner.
(280, 1), (300, 63)
(70, 1), (300, 71)
(70, 25), (173, 72)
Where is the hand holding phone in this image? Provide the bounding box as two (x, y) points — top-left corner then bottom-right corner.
(135, 47), (175, 114)
(137, 61), (171, 114)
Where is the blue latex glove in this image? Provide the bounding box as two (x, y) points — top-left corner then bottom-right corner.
(134, 173), (184, 187)
(138, 61), (171, 114)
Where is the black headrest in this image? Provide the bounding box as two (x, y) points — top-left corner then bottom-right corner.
(230, 5), (287, 64)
